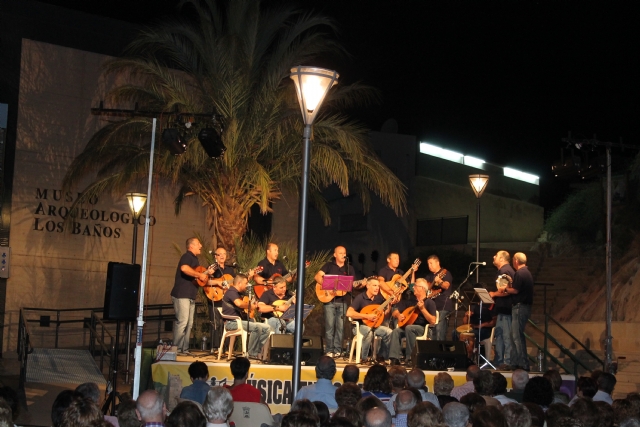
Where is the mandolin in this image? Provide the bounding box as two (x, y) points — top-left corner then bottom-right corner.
(271, 291), (297, 318)
(380, 259), (421, 299)
(360, 284), (407, 328)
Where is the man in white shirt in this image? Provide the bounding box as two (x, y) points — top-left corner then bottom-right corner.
(592, 373), (616, 405)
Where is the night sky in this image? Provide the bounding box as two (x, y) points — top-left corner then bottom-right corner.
(39, 0), (640, 210)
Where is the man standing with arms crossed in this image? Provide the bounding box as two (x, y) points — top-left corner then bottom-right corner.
(488, 250), (516, 369)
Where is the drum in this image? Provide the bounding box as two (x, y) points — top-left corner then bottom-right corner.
(456, 324), (473, 334)
(459, 332), (476, 360)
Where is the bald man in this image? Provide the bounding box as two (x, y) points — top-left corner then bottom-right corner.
(506, 252), (534, 371)
(136, 390), (166, 426)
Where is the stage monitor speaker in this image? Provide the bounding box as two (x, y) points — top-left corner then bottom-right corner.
(412, 340), (467, 371)
(268, 335), (323, 366)
(104, 262), (140, 321)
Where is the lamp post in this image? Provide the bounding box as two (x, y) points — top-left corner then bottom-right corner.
(290, 66), (338, 393)
(124, 192), (146, 383)
(469, 175), (489, 283)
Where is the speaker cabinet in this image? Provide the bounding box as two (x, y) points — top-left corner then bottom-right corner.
(104, 262), (140, 321)
(411, 340), (467, 371)
(268, 335), (324, 366)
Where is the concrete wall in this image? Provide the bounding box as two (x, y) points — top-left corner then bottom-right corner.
(3, 39), (212, 354)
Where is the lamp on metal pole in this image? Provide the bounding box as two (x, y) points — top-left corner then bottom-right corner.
(469, 175), (489, 283)
(124, 192), (147, 383)
(290, 66), (338, 394)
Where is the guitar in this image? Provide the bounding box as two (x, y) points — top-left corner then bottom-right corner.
(426, 269), (449, 299)
(195, 264), (218, 287)
(315, 277), (368, 303)
(360, 284), (407, 328)
(205, 266), (263, 302)
(271, 291), (296, 318)
(380, 259), (422, 299)
(254, 261), (310, 298)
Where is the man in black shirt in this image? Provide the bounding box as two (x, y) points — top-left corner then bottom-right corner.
(254, 243), (292, 286)
(170, 237), (212, 354)
(258, 276), (297, 334)
(501, 252), (534, 371)
(207, 247), (236, 349)
(388, 278), (438, 365)
(221, 274), (271, 360)
(488, 250), (516, 368)
(377, 252), (417, 299)
(346, 278), (392, 363)
(424, 255), (453, 341)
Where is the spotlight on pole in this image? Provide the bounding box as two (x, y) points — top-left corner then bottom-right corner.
(198, 128), (226, 158)
(162, 128), (186, 155)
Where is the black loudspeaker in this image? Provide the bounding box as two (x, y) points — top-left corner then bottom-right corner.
(104, 262), (140, 321)
(269, 335), (324, 366)
(412, 340), (467, 371)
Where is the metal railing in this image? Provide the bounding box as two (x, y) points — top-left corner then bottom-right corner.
(17, 308), (34, 391)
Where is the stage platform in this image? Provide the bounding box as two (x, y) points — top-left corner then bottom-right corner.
(149, 351), (576, 414)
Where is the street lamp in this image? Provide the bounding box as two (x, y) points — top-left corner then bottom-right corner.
(290, 66), (338, 393)
(469, 175), (489, 283)
(124, 192), (146, 384)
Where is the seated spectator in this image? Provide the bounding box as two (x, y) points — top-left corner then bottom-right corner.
(291, 399), (320, 419)
(224, 357), (265, 404)
(620, 420), (640, 427)
(626, 393), (640, 418)
(329, 417), (358, 427)
(522, 402), (545, 427)
(136, 390), (167, 427)
(336, 383), (362, 407)
(613, 399), (636, 425)
(451, 365), (480, 401)
(593, 373), (616, 405)
(544, 370), (570, 405)
(365, 406), (392, 427)
(433, 372), (454, 398)
(438, 395), (459, 409)
(546, 403), (572, 427)
(180, 361), (211, 405)
(0, 387), (19, 425)
(502, 403), (531, 427)
(203, 387), (233, 427)
(0, 398), (13, 427)
(593, 401), (613, 427)
(166, 400), (206, 427)
(472, 406), (507, 427)
(460, 393), (487, 420)
(76, 382), (120, 427)
(443, 402), (469, 427)
(385, 366), (408, 415)
(361, 365), (392, 402)
(60, 395), (103, 427)
(333, 405), (363, 427)
(492, 373), (516, 405)
(522, 377), (554, 410)
(52, 390), (80, 427)
(406, 368), (440, 409)
(314, 401), (330, 426)
(555, 417), (585, 427)
(570, 397), (599, 427)
(357, 396), (385, 415)
(116, 398), (141, 427)
(505, 369), (529, 403)
(282, 410), (320, 427)
(294, 356), (338, 409)
(407, 401), (444, 427)
(393, 390), (418, 427)
(342, 365), (360, 385)
(473, 370), (500, 406)
(569, 377), (598, 406)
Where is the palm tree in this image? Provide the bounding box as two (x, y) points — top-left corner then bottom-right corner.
(63, 0), (406, 250)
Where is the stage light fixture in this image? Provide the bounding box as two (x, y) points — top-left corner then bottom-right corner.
(162, 128), (187, 155)
(198, 128), (226, 158)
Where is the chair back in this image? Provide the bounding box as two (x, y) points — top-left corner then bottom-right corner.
(229, 401), (274, 427)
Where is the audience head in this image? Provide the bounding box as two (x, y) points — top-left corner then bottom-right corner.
(329, 417), (359, 427)
(576, 376), (598, 399)
(230, 357), (251, 380)
(591, 370), (604, 384)
(473, 370), (494, 396)
(314, 401), (330, 425)
(282, 410), (320, 427)
(460, 392), (486, 417)
(546, 403), (572, 427)
(336, 383), (362, 407)
(395, 389), (418, 415)
(466, 365), (481, 382)
(203, 387), (233, 423)
(0, 398), (13, 427)
(316, 356), (337, 380)
(52, 390), (80, 427)
(59, 396), (102, 427)
(388, 366), (408, 391)
(555, 418), (585, 427)
(626, 393), (640, 419)
(342, 364), (360, 384)
(166, 400), (206, 427)
(0, 387), (19, 422)
(188, 361), (209, 381)
(356, 396), (384, 414)
(333, 405), (363, 427)
(407, 368), (427, 390)
(522, 376), (554, 407)
(544, 369), (563, 392)
(136, 390), (166, 423)
(512, 369), (530, 390)
(598, 373), (617, 395)
(612, 399), (635, 425)
(522, 402), (545, 427)
(570, 397), (599, 427)
(116, 398), (141, 427)
(472, 406), (507, 427)
(438, 394), (459, 409)
(364, 406), (392, 427)
(620, 419), (640, 427)
(434, 372), (455, 396)
(502, 403), (532, 427)
(406, 387), (423, 405)
(407, 401), (443, 427)
(74, 382), (100, 405)
(593, 401), (613, 427)
(291, 398), (319, 418)
(443, 402), (470, 427)
(492, 372), (508, 396)
(363, 365), (391, 394)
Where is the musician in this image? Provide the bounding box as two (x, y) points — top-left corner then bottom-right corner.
(208, 247), (236, 348)
(258, 276), (297, 334)
(462, 303), (496, 342)
(315, 246), (365, 357)
(508, 252), (534, 371)
(488, 250), (516, 368)
(221, 274), (271, 360)
(254, 243), (292, 286)
(170, 237), (211, 354)
(345, 278), (392, 364)
(377, 252), (416, 300)
(388, 278), (438, 365)
(424, 255), (453, 341)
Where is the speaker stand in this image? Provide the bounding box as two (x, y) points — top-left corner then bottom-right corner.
(102, 320), (122, 415)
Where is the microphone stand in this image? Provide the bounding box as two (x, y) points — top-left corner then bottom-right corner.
(449, 265), (477, 339)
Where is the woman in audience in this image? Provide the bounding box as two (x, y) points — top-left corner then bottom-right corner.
(546, 403), (572, 427)
(571, 397), (600, 427)
(612, 399), (636, 426)
(593, 401), (613, 427)
(291, 399), (320, 419)
(361, 365), (392, 402)
(59, 396), (102, 427)
(281, 410), (320, 427)
(314, 401), (330, 426)
(166, 400), (206, 427)
(407, 401), (445, 427)
(472, 406), (507, 427)
(333, 405), (363, 427)
(460, 393), (487, 422)
(522, 377), (554, 411)
(522, 402), (545, 427)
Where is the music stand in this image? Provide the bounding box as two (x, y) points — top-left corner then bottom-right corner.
(472, 288), (495, 369)
(282, 304), (314, 321)
(322, 275), (353, 292)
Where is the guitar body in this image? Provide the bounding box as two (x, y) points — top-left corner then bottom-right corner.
(204, 274), (234, 301)
(315, 283), (346, 303)
(360, 305), (385, 328)
(195, 264), (218, 287)
(253, 284), (271, 299)
(426, 289), (442, 299)
(242, 295), (256, 319)
(380, 273), (408, 299)
(397, 305), (419, 328)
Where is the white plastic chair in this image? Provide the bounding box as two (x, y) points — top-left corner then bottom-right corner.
(348, 318), (379, 364)
(217, 307), (248, 360)
(229, 401), (274, 427)
(415, 311), (440, 342)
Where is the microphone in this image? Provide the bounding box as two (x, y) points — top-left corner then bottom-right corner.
(282, 255), (288, 261)
(231, 262), (238, 268)
(471, 262), (486, 266)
